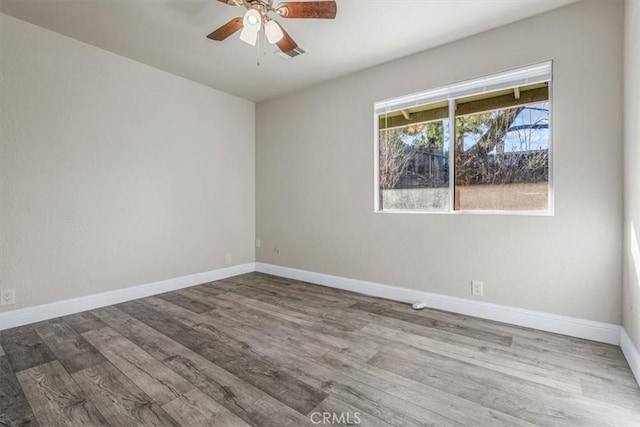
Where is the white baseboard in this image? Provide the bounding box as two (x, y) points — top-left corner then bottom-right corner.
(620, 328), (640, 386)
(255, 262), (622, 345)
(0, 263), (256, 331)
(2, 260), (636, 382)
(0, 260), (627, 352)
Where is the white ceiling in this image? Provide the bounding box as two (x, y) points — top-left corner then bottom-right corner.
(0, 0), (575, 102)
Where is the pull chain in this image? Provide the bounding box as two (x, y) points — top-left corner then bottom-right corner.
(255, 29), (268, 67)
(263, 32), (268, 56)
(256, 37), (260, 67)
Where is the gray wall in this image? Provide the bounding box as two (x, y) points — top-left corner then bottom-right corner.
(256, 0), (624, 324)
(624, 0), (640, 350)
(0, 14), (255, 312)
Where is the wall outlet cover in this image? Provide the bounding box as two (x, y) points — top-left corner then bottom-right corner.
(472, 280), (484, 297)
(1, 288), (15, 306)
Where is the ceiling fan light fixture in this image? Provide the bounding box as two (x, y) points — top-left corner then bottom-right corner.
(208, 0), (338, 59)
(243, 8), (262, 32)
(264, 20), (284, 44)
(239, 27), (258, 46)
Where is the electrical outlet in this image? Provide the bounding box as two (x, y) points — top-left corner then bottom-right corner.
(225, 254), (231, 265)
(256, 239), (261, 248)
(471, 281), (483, 297)
(0, 288), (15, 306)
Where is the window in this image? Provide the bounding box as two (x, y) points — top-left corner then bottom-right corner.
(375, 62), (552, 214)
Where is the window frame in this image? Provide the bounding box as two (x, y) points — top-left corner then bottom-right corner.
(373, 61), (554, 216)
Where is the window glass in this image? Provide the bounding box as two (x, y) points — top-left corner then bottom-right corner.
(379, 119), (449, 211)
(454, 102), (549, 211)
(375, 63), (552, 214)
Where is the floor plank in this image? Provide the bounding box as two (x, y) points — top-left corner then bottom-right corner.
(219, 291), (359, 334)
(245, 397), (317, 427)
(33, 319), (106, 373)
(203, 294), (379, 361)
(155, 289), (217, 314)
(16, 360), (106, 426)
(189, 280), (238, 296)
(580, 376), (640, 413)
(0, 325), (56, 372)
(82, 326), (195, 405)
(360, 322), (583, 394)
(162, 388), (250, 427)
(350, 301), (513, 346)
(226, 274), (354, 307)
(368, 346), (618, 426)
(61, 312), (108, 334)
(72, 361), (179, 426)
(225, 284), (369, 331)
(116, 300), (192, 338)
(0, 355), (39, 426)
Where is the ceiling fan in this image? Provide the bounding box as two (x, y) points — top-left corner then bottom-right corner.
(207, 0), (337, 57)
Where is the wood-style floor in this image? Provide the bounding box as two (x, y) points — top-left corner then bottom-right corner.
(1, 273), (639, 426)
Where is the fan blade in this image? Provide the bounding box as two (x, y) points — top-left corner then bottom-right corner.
(276, 1), (337, 19)
(217, 0), (242, 5)
(207, 17), (243, 41)
(274, 22), (298, 53)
